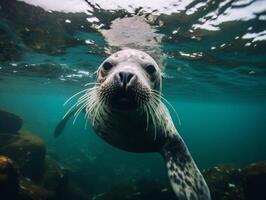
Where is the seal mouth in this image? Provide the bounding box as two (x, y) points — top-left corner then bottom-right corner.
(109, 90), (138, 110)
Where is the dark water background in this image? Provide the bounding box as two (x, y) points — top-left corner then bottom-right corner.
(0, 0), (266, 195)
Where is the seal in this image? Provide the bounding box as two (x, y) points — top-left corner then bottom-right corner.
(54, 49), (211, 200)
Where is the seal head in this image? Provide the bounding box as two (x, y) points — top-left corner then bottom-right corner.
(97, 49), (161, 110)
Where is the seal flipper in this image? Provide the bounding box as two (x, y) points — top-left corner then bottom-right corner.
(54, 109), (77, 138)
(160, 134), (211, 200)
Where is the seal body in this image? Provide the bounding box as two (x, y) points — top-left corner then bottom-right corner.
(54, 49), (211, 200)
(93, 108), (159, 152)
(92, 102), (176, 153)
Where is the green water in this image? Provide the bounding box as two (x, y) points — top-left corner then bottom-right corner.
(0, 0), (266, 196)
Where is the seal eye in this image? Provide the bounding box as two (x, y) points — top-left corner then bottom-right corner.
(102, 61), (113, 71)
(145, 64), (156, 74)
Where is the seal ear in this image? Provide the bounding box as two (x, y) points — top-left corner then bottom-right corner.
(160, 135), (211, 200)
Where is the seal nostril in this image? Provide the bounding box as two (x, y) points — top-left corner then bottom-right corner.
(118, 72), (135, 87)
(127, 73), (134, 83)
(119, 72), (124, 83)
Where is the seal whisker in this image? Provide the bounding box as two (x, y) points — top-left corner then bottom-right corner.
(73, 92), (91, 116)
(85, 91), (99, 128)
(75, 93), (90, 107)
(75, 98), (89, 109)
(142, 103), (150, 132)
(146, 102), (157, 140)
(84, 103), (93, 129)
(63, 86), (100, 126)
(62, 87), (98, 120)
(74, 93), (91, 109)
(152, 100), (168, 137)
(72, 93), (94, 124)
(80, 91), (98, 107)
(62, 95), (88, 124)
(92, 99), (103, 126)
(74, 100), (87, 118)
(148, 94), (171, 138)
(83, 88), (104, 128)
(62, 92), (90, 120)
(63, 88), (89, 106)
(84, 82), (101, 87)
(73, 103), (87, 124)
(63, 102), (79, 120)
(151, 90), (181, 126)
(145, 105), (150, 132)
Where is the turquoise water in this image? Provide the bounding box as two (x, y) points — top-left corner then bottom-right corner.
(1, 0), (266, 197)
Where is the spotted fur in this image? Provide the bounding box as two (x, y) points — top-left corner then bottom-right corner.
(160, 133), (211, 200)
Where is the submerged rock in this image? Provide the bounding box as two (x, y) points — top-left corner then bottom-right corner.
(242, 161), (266, 200)
(0, 130), (46, 179)
(0, 156), (62, 200)
(93, 179), (175, 200)
(41, 157), (69, 200)
(0, 110), (75, 200)
(0, 110), (22, 134)
(94, 164), (253, 200)
(0, 155), (19, 200)
(0, 141), (69, 200)
(203, 165), (244, 200)
(19, 178), (54, 200)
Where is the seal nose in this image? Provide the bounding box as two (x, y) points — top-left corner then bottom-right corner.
(118, 71), (135, 89)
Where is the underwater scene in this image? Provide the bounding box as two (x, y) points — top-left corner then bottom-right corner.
(0, 0), (266, 200)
